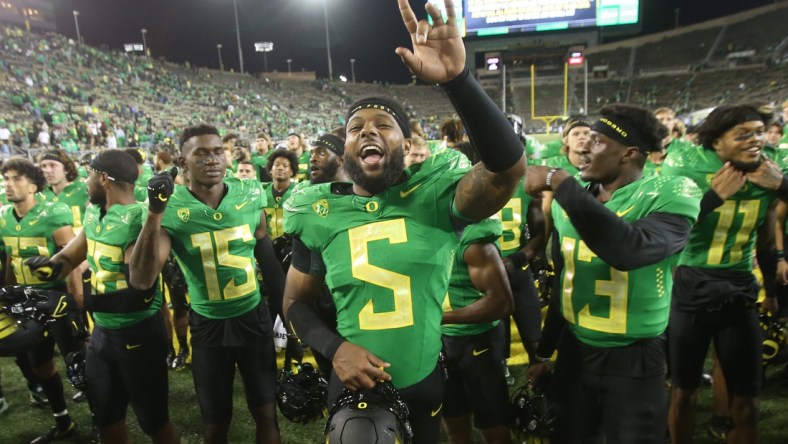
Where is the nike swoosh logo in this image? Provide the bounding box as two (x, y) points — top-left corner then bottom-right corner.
(126, 344), (141, 350)
(431, 403), (443, 417)
(235, 201), (249, 210)
(29, 220), (38, 226)
(399, 183), (422, 198)
(65, 192), (74, 197)
(156, 194), (168, 202)
(106, 225), (115, 231)
(616, 206), (635, 217)
(143, 296), (154, 303)
(472, 348), (489, 357)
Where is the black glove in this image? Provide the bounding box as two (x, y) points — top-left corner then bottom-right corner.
(147, 167), (178, 214)
(24, 256), (64, 281)
(65, 347), (88, 391)
(285, 335), (304, 365)
(0, 285), (28, 305)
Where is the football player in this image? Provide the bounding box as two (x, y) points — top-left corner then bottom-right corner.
(663, 104), (788, 444)
(282, 1), (526, 441)
(262, 150), (299, 240)
(0, 157), (81, 443)
(26, 150), (179, 443)
(441, 216), (514, 444)
(526, 105), (702, 443)
(129, 124), (286, 443)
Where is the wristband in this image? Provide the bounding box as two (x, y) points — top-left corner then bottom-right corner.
(545, 168), (560, 188)
(533, 354), (551, 363)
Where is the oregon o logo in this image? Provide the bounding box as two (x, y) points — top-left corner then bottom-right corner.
(365, 201), (379, 212)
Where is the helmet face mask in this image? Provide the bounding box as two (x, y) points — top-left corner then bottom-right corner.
(276, 362), (328, 424)
(760, 312), (788, 366)
(324, 383), (413, 444)
(511, 377), (557, 442)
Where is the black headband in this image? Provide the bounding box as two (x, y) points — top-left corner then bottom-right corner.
(40, 152), (67, 165)
(89, 154), (138, 185)
(312, 134), (345, 156)
(564, 119), (593, 137)
(592, 117), (654, 153)
(346, 99), (411, 138)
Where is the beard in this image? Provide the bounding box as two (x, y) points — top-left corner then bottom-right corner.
(88, 190), (106, 206)
(311, 161), (340, 185)
(344, 146), (405, 195)
(730, 158), (762, 173)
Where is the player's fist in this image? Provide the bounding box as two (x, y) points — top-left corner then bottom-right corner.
(24, 256), (63, 281)
(147, 167), (178, 214)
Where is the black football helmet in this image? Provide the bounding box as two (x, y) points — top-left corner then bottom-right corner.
(760, 312), (788, 366)
(0, 286), (70, 325)
(530, 257), (554, 308)
(276, 361), (328, 424)
(324, 382), (413, 444)
(511, 380), (557, 443)
(271, 235), (294, 271)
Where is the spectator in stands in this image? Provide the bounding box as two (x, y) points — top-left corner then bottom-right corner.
(654, 107), (689, 151)
(285, 133), (310, 182)
(0, 121), (10, 156)
(766, 122), (785, 148)
(404, 135), (431, 167)
(409, 119), (426, 138)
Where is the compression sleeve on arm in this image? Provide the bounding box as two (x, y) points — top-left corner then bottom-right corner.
(553, 178), (693, 270)
(440, 68), (524, 172)
(287, 299), (345, 361)
(698, 189), (725, 221)
(255, 235), (287, 320)
(83, 285), (156, 313)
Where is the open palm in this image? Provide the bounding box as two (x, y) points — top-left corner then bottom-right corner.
(396, 0), (466, 83)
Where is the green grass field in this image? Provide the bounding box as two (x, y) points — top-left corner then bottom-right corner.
(1, 350), (786, 443)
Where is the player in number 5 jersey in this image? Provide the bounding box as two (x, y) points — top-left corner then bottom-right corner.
(282, 1), (526, 442)
(129, 124), (287, 444)
(661, 104), (788, 444)
(525, 105), (702, 444)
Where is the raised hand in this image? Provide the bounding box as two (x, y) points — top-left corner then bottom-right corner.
(395, 0), (466, 83)
(147, 167), (178, 214)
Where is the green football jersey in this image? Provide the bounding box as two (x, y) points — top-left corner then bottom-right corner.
(524, 136), (544, 160)
(133, 167), (154, 202)
(40, 181), (88, 231)
(161, 179), (267, 319)
(663, 145), (777, 272)
(540, 140), (563, 160)
(295, 151), (311, 182)
(496, 178), (534, 257)
(83, 203), (162, 329)
(284, 150), (471, 388)
(0, 202), (73, 288)
(262, 182), (294, 239)
(553, 175), (701, 347)
(643, 159), (664, 177)
(442, 217), (502, 337)
(541, 155), (588, 186)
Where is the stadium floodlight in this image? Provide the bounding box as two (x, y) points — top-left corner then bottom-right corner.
(316, 0), (333, 80)
(350, 58), (356, 83)
(141, 28), (148, 58)
(72, 11), (81, 45)
(339, 75), (347, 82)
(217, 44), (224, 71)
(233, 0), (244, 74)
(255, 42), (274, 73)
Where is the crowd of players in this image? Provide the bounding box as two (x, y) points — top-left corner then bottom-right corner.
(1, 1), (788, 443)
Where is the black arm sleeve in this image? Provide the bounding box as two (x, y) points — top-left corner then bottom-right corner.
(757, 248), (778, 299)
(778, 176), (788, 201)
(536, 228), (566, 359)
(440, 68), (524, 172)
(698, 189), (725, 221)
(84, 285), (156, 313)
(255, 235), (287, 320)
(553, 178), (693, 271)
(287, 299), (345, 361)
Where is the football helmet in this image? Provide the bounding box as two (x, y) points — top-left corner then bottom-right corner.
(324, 382), (412, 444)
(760, 312), (788, 365)
(0, 286), (70, 325)
(530, 257), (554, 308)
(276, 361), (328, 424)
(511, 381), (557, 443)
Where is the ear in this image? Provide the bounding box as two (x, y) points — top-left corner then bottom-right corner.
(336, 155), (345, 167)
(622, 146), (640, 164)
(402, 138), (412, 155)
(176, 156), (187, 170)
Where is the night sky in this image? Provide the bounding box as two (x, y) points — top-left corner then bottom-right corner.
(51, 0), (776, 84)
